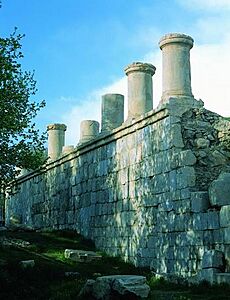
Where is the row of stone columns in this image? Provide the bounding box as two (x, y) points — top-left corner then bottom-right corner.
(47, 33), (194, 160)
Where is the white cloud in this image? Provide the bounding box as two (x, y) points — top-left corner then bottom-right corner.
(194, 16), (230, 42)
(62, 37), (230, 146)
(191, 38), (230, 116)
(61, 96), (101, 146)
(62, 8), (230, 146)
(143, 50), (162, 107)
(176, 0), (230, 116)
(61, 77), (127, 145)
(178, 0), (230, 10)
(61, 49), (164, 146)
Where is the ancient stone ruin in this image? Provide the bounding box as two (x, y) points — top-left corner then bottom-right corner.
(6, 33), (230, 284)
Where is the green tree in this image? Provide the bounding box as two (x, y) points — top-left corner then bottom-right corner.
(0, 29), (46, 192)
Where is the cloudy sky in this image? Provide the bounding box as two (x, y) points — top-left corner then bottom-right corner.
(1, 0), (230, 145)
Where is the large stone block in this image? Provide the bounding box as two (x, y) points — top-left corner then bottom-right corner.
(216, 273), (230, 285)
(209, 173), (230, 206)
(170, 124), (184, 148)
(192, 213), (208, 231)
(191, 192), (209, 212)
(220, 205), (230, 228)
(224, 227), (230, 244)
(213, 229), (224, 244)
(199, 268), (220, 284)
(177, 149), (197, 167)
(152, 174), (169, 193)
(207, 211), (220, 230)
(19, 260), (35, 269)
(177, 166), (196, 189)
(92, 275), (150, 299)
(202, 250), (224, 269)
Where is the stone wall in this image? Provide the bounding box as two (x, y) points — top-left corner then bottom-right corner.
(6, 98), (230, 282)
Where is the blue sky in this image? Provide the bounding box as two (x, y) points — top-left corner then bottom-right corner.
(1, 0), (230, 144)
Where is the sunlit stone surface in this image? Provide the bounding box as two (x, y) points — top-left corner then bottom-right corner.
(125, 62), (156, 119)
(47, 123), (67, 160)
(5, 33), (230, 284)
(101, 93), (124, 133)
(159, 33), (194, 101)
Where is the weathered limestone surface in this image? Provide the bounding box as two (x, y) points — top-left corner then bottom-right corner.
(6, 102), (230, 283)
(79, 120), (99, 144)
(125, 62), (156, 119)
(209, 173), (230, 206)
(79, 275), (150, 299)
(19, 260), (35, 269)
(159, 33), (194, 101)
(64, 249), (102, 262)
(101, 94), (124, 133)
(47, 123), (67, 160)
(92, 275), (150, 299)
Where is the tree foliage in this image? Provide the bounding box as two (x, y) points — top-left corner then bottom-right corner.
(0, 29), (46, 190)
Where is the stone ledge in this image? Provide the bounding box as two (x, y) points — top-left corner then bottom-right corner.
(13, 106), (169, 184)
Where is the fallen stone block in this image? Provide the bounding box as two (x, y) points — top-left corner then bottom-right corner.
(92, 275), (150, 299)
(19, 260), (35, 269)
(64, 249), (102, 262)
(209, 173), (230, 206)
(64, 271), (80, 278)
(78, 279), (95, 298)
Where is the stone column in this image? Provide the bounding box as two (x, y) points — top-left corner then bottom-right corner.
(101, 93), (124, 133)
(124, 62), (156, 119)
(79, 120), (99, 144)
(159, 33), (194, 101)
(47, 123), (67, 160)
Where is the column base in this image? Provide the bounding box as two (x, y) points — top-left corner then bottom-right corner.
(157, 96), (204, 117)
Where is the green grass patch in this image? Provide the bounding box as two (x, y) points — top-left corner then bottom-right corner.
(1, 230), (230, 300)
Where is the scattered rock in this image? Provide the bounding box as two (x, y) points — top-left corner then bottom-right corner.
(0, 237), (31, 248)
(64, 249), (102, 262)
(78, 279), (95, 298)
(91, 275), (150, 299)
(64, 271), (80, 278)
(195, 138), (210, 149)
(112, 276), (150, 298)
(19, 260), (35, 269)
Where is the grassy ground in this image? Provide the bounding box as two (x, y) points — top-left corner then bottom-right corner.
(0, 230), (230, 300)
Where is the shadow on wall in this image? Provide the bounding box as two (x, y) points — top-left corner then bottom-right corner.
(6, 32), (230, 282)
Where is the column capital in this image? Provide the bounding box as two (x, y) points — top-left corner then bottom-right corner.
(159, 33), (194, 50)
(47, 123), (67, 131)
(124, 62), (156, 76)
(102, 93), (124, 98)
